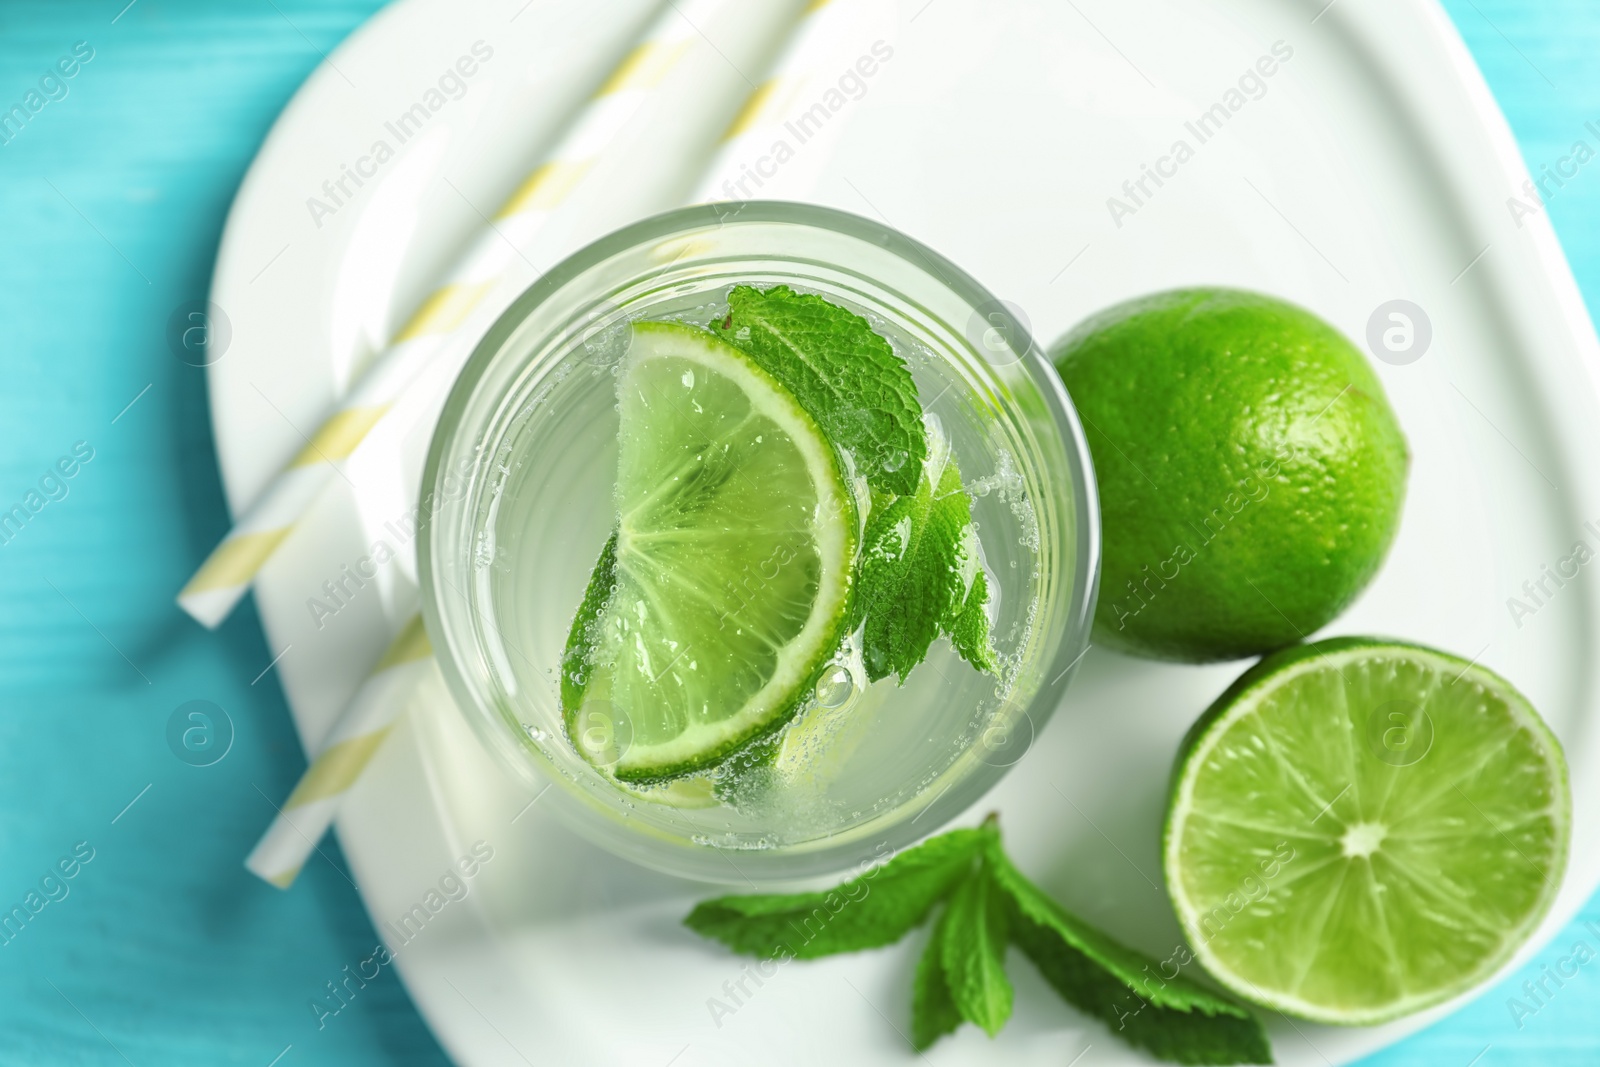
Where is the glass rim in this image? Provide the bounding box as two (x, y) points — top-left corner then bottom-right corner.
(419, 199), (1101, 881)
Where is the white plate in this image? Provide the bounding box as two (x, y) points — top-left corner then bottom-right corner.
(209, 0), (1600, 1063)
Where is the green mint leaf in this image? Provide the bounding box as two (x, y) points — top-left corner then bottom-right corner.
(559, 531), (619, 712)
(938, 860), (1013, 1037)
(946, 550), (999, 674)
(683, 828), (984, 960)
(911, 906), (963, 1051)
(854, 438), (997, 682)
(856, 475), (944, 682)
(711, 284), (927, 497)
(934, 461), (999, 674)
(987, 845), (1272, 1066)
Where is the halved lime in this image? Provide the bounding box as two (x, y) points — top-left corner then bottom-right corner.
(561, 321), (856, 782)
(1164, 637), (1570, 1025)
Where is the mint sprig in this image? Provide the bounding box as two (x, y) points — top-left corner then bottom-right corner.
(852, 437), (998, 682)
(715, 285), (998, 682)
(711, 284), (927, 497)
(684, 816), (1273, 1065)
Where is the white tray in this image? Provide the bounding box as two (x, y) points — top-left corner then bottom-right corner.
(208, 0), (1600, 1062)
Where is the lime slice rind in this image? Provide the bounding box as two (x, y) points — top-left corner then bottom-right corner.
(1164, 637), (1570, 1026)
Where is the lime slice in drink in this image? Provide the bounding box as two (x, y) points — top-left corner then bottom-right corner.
(1164, 637), (1570, 1025)
(561, 321), (856, 782)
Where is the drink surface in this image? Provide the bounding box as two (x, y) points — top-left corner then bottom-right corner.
(482, 284), (1047, 850)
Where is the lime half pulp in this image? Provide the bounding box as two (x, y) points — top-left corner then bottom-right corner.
(562, 321), (856, 782)
(1164, 637), (1570, 1025)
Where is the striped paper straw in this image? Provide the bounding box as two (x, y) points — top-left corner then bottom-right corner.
(244, 0), (860, 888)
(246, 614), (434, 889)
(695, 0), (886, 202)
(179, 0), (700, 629)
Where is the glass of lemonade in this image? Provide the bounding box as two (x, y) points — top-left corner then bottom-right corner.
(420, 202), (1098, 883)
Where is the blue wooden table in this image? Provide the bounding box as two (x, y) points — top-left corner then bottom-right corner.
(0, 1), (1594, 1064)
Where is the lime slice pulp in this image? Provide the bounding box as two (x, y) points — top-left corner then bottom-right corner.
(1164, 637), (1570, 1025)
(562, 321), (855, 782)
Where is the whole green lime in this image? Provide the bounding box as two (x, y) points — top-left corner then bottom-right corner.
(1054, 288), (1408, 662)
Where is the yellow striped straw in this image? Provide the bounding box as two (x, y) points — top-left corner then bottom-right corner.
(246, 614), (434, 889)
(179, 0), (699, 629)
(693, 0), (887, 203)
